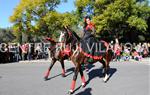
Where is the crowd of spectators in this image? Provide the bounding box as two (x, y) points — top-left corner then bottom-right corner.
(0, 41), (150, 64)
(111, 42), (150, 62)
(0, 42), (50, 63)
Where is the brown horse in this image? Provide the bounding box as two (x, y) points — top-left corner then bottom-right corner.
(44, 29), (79, 80)
(61, 27), (113, 94)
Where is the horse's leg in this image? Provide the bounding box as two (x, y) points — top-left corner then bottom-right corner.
(83, 58), (89, 72)
(103, 65), (110, 82)
(44, 58), (56, 80)
(103, 53), (110, 83)
(79, 66), (86, 87)
(60, 59), (66, 77)
(100, 59), (106, 76)
(68, 64), (80, 94)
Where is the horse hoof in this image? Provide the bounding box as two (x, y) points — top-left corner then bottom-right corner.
(103, 74), (109, 83)
(103, 79), (107, 83)
(44, 77), (48, 81)
(62, 74), (66, 77)
(67, 90), (73, 95)
(67, 92), (72, 95)
(103, 78), (108, 83)
(81, 83), (86, 88)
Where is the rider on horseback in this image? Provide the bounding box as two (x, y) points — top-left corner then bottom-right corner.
(81, 16), (96, 54)
(81, 16), (107, 61)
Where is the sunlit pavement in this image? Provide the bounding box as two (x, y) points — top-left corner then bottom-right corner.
(0, 58), (149, 95)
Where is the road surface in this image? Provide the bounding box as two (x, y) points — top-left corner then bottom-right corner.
(0, 59), (149, 95)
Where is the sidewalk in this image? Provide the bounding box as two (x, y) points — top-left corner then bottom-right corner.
(141, 57), (150, 62)
(18, 57), (150, 64)
(19, 59), (51, 64)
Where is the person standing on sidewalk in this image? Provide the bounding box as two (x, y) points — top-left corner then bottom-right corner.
(20, 42), (29, 60)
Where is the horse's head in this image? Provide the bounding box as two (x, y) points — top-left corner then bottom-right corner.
(59, 27), (72, 44)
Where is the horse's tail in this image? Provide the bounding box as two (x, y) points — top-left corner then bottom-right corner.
(99, 40), (113, 62)
(107, 49), (114, 62)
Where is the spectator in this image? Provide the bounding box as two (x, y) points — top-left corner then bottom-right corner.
(143, 47), (148, 57)
(28, 43), (35, 60)
(20, 42), (29, 60)
(35, 44), (42, 59)
(142, 43), (149, 57)
(115, 47), (121, 61)
(131, 49), (142, 61)
(0, 43), (7, 63)
(122, 46), (130, 61)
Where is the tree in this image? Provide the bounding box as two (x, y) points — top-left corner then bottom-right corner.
(9, 0), (69, 42)
(75, 0), (150, 42)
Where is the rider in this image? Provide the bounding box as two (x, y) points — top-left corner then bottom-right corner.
(83, 16), (96, 36)
(81, 16), (97, 56)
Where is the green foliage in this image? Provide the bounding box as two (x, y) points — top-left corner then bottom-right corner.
(127, 16), (147, 31)
(9, 0), (150, 42)
(9, 0), (78, 42)
(75, 0), (150, 42)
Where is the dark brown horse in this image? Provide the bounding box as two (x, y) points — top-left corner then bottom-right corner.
(44, 30), (79, 80)
(61, 27), (113, 94)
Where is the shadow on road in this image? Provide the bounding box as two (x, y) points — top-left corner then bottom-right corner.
(45, 67), (74, 81)
(66, 67), (75, 72)
(86, 67), (117, 85)
(68, 67), (117, 94)
(75, 88), (92, 95)
(82, 64), (95, 72)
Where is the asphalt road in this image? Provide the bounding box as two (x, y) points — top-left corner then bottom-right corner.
(0, 59), (149, 95)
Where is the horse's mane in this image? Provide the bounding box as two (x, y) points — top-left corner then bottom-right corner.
(66, 27), (80, 41)
(72, 30), (81, 41)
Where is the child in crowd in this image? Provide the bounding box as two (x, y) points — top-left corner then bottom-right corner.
(131, 49), (142, 61)
(122, 47), (130, 61)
